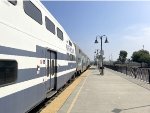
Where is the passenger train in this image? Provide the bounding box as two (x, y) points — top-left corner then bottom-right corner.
(74, 43), (90, 75)
(0, 0), (90, 113)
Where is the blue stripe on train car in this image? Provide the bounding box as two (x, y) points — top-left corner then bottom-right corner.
(0, 70), (75, 113)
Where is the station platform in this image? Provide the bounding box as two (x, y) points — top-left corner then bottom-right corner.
(41, 66), (150, 113)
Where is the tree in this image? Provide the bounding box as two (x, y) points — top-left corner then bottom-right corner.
(131, 49), (150, 63)
(117, 50), (128, 64)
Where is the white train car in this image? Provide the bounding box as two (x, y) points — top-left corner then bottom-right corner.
(0, 0), (76, 113)
(74, 43), (90, 74)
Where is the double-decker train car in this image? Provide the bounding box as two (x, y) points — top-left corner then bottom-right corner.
(0, 0), (90, 113)
(74, 43), (90, 75)
(85, 56), (90, 69)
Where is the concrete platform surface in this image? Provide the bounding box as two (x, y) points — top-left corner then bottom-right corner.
(58, 66), (150, 113)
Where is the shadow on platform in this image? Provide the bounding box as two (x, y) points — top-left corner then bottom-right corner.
(93, 74), (102, 76)
(112, 104), (150, 113)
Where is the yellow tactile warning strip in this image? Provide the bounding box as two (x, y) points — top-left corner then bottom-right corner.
(40, 69), (91, 113)
(66, 71), (89, 113)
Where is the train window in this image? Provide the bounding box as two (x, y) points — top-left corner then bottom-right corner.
(0, 60), (17, 86)
(70, 54), (75, 61)
(79, 49), (81, 53)
(69, 41), (72, 46)
(67, 53), (70, 60)
(72, 55), (74, 61)
(57, 27), (63, 40)
(45, 16), (55, 35)
(73, 55), (76, 61)
(23, 1), (42, 25)
(52, 60), (54, 75)
(8, 0), (17, 5)
(47, 60), (49, 76)
(78, 58), (81, 62)
(70, 54), (72, 61)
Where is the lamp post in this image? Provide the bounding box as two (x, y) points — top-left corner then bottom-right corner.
(94, 35), (109, 75)
(94, 50), (96, 66)
(94, 49), (99, 67)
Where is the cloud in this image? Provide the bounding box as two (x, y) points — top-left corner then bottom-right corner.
(123, 25), (150, 43)
(105, 24), (150, 61)
(142, 27), (150, 36)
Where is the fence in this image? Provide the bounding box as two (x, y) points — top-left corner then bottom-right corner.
(105, 65), (150, 83)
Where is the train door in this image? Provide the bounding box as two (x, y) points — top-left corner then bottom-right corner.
(47, 50), (57, 91)
(50, 51), (57, 90)
(81, 59), (84, 72)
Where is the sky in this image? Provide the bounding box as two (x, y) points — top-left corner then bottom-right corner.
(41, 1), (150, 61)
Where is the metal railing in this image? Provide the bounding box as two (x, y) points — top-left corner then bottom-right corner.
(105, 65), (150, 83)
